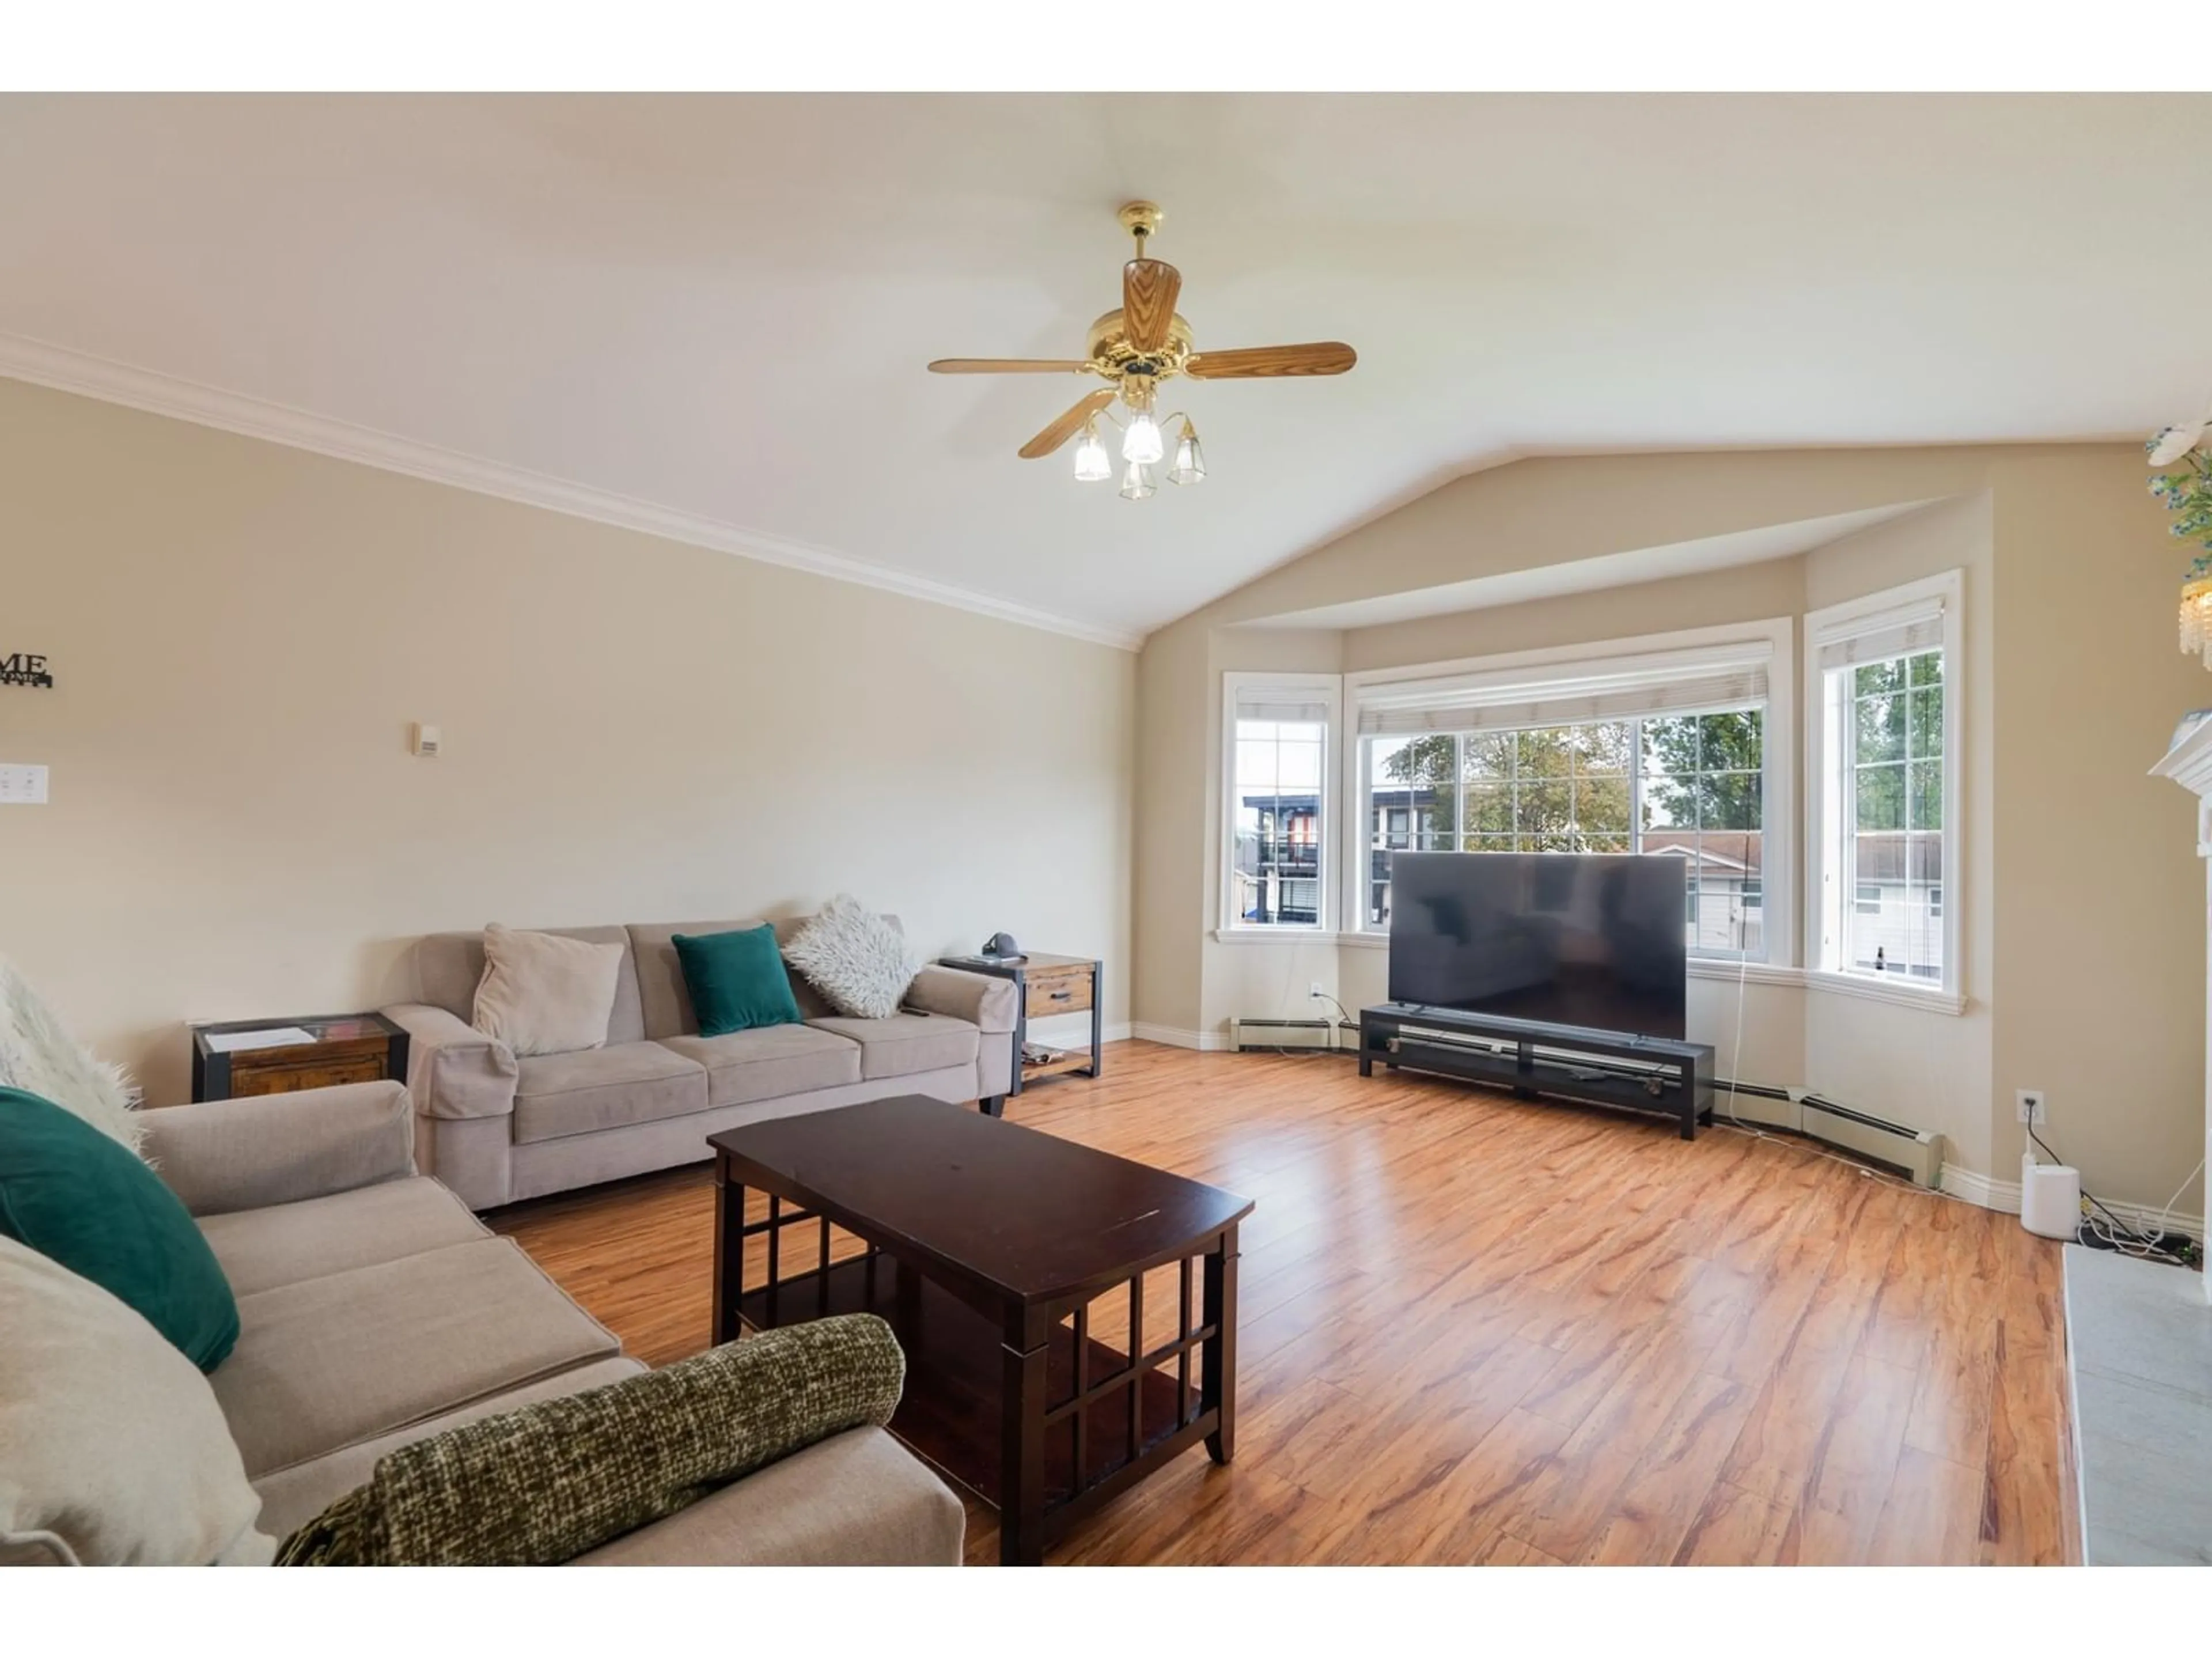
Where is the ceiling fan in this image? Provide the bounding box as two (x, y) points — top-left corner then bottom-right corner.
(927, 202), (1357, 499)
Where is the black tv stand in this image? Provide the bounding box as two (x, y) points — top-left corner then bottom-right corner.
(1358, 1002), (1715, 1140)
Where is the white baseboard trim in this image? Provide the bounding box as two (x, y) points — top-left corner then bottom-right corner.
(1128, 1022), (1233, 1052)
(1939, 1163), (2203, 1243)
(1939, 1164), (2020, 1212)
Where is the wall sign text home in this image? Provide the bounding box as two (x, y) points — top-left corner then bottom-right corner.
(0, 653), (54, 689)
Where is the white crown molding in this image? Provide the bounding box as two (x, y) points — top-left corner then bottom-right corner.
(0, 333), (1145, 654)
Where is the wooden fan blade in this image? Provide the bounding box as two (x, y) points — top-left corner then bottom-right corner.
(1018, 388), (1118, 459)
(1122, 259), (1181, 355)
(1185, 342), (1357, 379)
(929, 358), (1092, 374)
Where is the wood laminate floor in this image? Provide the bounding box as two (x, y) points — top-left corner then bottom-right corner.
(490, 1040), (2078, 1566)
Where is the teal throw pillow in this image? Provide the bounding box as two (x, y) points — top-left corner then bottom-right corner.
(0, 1086), (240, 1372)
(673, 926), (805, 1037)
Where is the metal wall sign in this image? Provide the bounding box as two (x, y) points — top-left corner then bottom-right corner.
(0, 652), (54, 688)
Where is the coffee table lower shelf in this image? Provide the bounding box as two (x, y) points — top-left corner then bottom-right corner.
(737, 1253), (1205, 1514)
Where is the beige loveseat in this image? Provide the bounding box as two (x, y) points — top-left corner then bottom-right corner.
(382, 916), (1018, 1211)
(141, 1080), (965, 1563)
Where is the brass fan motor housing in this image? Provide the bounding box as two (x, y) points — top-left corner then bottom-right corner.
(1085, 306), (1195, 382)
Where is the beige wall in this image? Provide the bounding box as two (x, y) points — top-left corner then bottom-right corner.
(0, 380), (1136, 1104)
(1983, 453), (2207, 1207)
(1798, 496), (1997, 1177)
(1134, 446), (2206, 1217)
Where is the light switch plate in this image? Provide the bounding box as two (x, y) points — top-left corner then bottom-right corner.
(0, 763), (48, 805)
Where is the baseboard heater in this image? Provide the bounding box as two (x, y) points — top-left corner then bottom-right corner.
(1231, 1017), (1358, 1054)
(1796, 1092), (1942, 1187)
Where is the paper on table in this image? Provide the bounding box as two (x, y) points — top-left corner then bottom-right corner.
(203, 1026), (319, 1054)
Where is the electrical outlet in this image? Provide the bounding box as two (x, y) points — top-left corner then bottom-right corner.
(2016, 1089), (2046, 1126)
(1309, 982), (1327, 999)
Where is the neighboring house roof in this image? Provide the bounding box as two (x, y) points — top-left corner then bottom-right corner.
(1640, 830), (1763, 877)
(1241, 792), (1323, 815)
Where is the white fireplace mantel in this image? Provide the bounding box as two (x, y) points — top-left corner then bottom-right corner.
(2055, 718), (2212, 1565)
(2146, 712), (2212, 1308)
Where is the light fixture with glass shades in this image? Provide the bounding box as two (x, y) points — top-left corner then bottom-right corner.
(927, 200), (1355, 502)
(1169, 417), (1206, 486)
(1071, 417), (1111, 483)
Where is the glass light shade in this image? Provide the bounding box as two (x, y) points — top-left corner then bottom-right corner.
(1119, 460), (1156, 501)
(2181, 576), (2212, 667)
(1072, 422), (1111, 482)
(1168, 425), (1206, 485)
(1121, 412), (1164, 465)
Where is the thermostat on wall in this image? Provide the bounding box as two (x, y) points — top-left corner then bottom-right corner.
(411, 724), (442, 757)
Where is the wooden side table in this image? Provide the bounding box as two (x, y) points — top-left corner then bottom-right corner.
(191, 1012), (411, 1103)
(937, 952), (1102, 1104)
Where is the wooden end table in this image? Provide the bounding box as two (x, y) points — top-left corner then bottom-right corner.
(709, 1097), (1252, 1566)
(191, 1012), (410, 1103)
(937, 952), (1102, 1102)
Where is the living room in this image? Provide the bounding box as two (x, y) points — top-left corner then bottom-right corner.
(5, 12), (2209, 1631)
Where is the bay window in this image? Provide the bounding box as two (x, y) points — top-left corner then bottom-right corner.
(1347, 628), (1786, 961)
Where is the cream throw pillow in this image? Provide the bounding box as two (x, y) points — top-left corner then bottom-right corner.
(781, 896), (921, 1021)
(0, 1235), (275, 1566)
(0, 954), (144, 1157)
(471, 926), (625, 1058)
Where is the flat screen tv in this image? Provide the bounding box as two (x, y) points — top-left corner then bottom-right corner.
(1386, 851), (1687, 1039)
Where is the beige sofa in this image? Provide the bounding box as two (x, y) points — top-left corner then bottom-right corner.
(139, 1080), (966, 1563)
(383, 916), (1017, 1211)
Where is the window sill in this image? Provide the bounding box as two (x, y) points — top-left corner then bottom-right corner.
(1210, 928), (1350, 946)
(1685, 959), (1965, 1014)
(1684, 958), (1802, 988)
(1802, 968), (1967, 1016)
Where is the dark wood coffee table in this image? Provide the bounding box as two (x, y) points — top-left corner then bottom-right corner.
(708, 1096), (1253, 1566)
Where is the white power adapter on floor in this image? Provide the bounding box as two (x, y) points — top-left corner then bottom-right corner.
(2020, 1149), (2081, 1240)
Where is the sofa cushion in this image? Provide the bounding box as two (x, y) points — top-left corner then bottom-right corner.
(250, 1357), (645, 1541)
(0, 1086), (240, 1371)
(511, 1041), (708, 1146)
(658, 1024), (863, 1108)
(471, 925), (626, 1058)
(415, 926), (646, 1044)
(806, 1013), (979, 1081)
(197, 1177), (490, 1298)
(575, 1427), (965, 1566)
(210, 1237), (621, 1478)
(673, 925), (805, 1036)
(0, 1234), (274, 1566)
(274, 1315), (906, 1566)
(632, 916), (884, 1036)
(780, 896), (920, 1020)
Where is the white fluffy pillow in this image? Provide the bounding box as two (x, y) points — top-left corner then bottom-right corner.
(471, 925), (626, 1057)
(782, 896), (922, 1020)
(0, 1236), (275, 1566)
(0, 955), (143, 1156)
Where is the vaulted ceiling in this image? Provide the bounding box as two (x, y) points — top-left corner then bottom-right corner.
(3, 93), (2207, 644)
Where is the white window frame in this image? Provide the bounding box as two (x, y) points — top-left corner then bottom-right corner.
(1219, 672), (1343, 937)
(1805, 569), (1965, 1011)
(1339, 618), (1796, 971)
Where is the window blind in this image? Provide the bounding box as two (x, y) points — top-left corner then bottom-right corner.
(1353, 641), (1771, 737)
(1813, 601), (1944, 671)
(1235, 694), (1334, 725)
